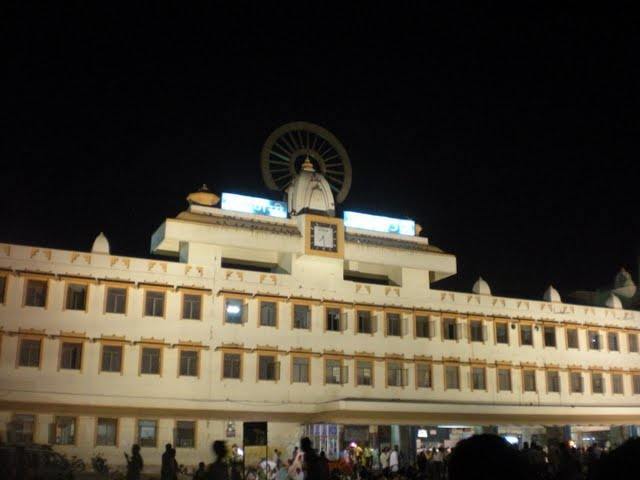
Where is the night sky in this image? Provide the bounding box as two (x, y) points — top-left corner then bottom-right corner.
(3, 4), (639, 301)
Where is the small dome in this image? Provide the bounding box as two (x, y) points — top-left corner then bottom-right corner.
(187, 184), (220, 207)
(605, 293), (623, 309)
(543, 285), (562, 303)
(286, 159), (335, 216)
(91, 232), (110, 254)
(613, 268), (636, 299)
(472, 277), (491, 295)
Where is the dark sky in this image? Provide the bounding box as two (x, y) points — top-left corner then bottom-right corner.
(3, 4), (639, 300)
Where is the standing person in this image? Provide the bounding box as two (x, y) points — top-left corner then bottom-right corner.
(300, 436), (326, 480)
(389, 445), (399, 474)
(208, 440), (230, 480)
(193, 462), (207, 480)
(273, 448), (282, 469)
(171, 448), (179, 480)
(125, 444), (144, 480)
(379, 447), (389, 476)
(161, 444), (175, 480)
(431, 447), (443, 480)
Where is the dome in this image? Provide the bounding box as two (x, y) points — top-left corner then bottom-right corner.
(187, 184), (220, 207)
(543, 285), (562, 303)
(91, 232), (110, 254)
(613, 268), (636, 299)
(605, 292), (623, 309)
(472, 276), (491, 295)
(286, 158), (335, 216)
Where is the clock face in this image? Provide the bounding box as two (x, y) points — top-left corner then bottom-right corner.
(311, 222), (337, 252)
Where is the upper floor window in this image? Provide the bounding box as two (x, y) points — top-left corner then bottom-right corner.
(224, 298), (245, 324)
(140, 347), (161, 375)
(53, 416), (76, 445)
(144, 291), (165, 317)
(629, 333), (639, 353)
(520, 325), (533, 346)
(65, 284), (87, 311)
(101, 345), (123, 373)
(182, 294), (202, 320)
(495, 322), (509, 344)
(138, 419), (157, 447)
(612, 374), (624, 394)
(471, 367), (486, 390)
(223, 353), (241, 379)
(25, 279), (47, 307)
(444, 365), (460, 389)
(326, 308), (342, 332)
(293, 304), (311, 329)
(607, 332), (619, 351)
(543, 327), (556, 347)
(633, 375), (640, 395)
(292, 357), (310, 383)
(60, 342), (82, 370)
(386, 313), (402, 337)
(0, 274), (6, 304)
(570, 372), (583, 393)
(469, 320), (484, 342)
(387, 361), (405, 387)
(258, 355), (279, 381)
(356, 360), (373, 386)
(566, 328), (579, 349)
(523, 370), (536, 392)
(10, 414), (35, 443)
(497, 368), (512, 391)
(19, 338), (41, 367)
(357, 310), (374, 334)
(325, 359), (345, 385)
(175, 421), (196, 448)
(105, 287), (127, 314)
(588, 331), (601, 350)
(260, 301), (277, 327)
(179, 350), (199, 377)
(96, 418), (118, 446)
(416, 363), (432, 388)
(591, 373), (604, 394)
(546, 370), (561, 393)
(442, 318), (457, 340)
(415, 316), (431, 338)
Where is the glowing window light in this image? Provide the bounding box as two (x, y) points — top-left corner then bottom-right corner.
(343, 211), (415, 236)
(221, 192), (287, 218)
(226, 304), (241, 315)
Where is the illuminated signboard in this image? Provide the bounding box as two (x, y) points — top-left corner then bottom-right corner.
(221, 193), (288, 218)
(343, 211), (415, 236)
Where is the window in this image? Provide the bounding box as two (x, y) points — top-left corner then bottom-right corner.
(182, 294), (202, 320)
(445, 365), (459, 389)
(140, 347), (161, 374)
(175, 421), (196, 448)
(523, 370), (536, 392)
(54, 416), (76, 445)
(588, 331), (601, 350)
(386, 313), (402, 337)
(570, 372), (583, 393)
(387, 361), (405, 387)
(101, 345), (123, 372)
(607, 332), (619, 351)
(633, 375), (640, 395)
(546, 371), (561, 393)
(591, 373), (604, 394)
(470, 320), (484, 342)
(106, 287), (127, 314)
(260, 301), (277, 327)
(495, 322), (509, 344)
(471, 367), (486, 390)
(566, 328), (579, 349)
(415, 316), (431, 338)
(223, 353), (241, 379)
(179, 350), (199, 377)
(612, 374), (624, 394)
(138, 419), (157, 447)
(25, 279), (47, 307)
(326, 307), (341, 331)
(19, 339), (41, 367)
(144, 291), (165, 317)
(543, 327), (556, 347)
(0, 275), (6, 304)
(356, 360), (373, 386)
(96, 418), (117, 446)
(416, 363), (432, 388)
(628, 334), (639, 353)
(65, 284), (87, 310)
(325, 359), (344, 384)
(60, 342), (82, 370)
(293, 304), (311, 329)
(258, 355), (278, 381)
(224, 298), (245, 324)
(520, 325), (533, 346)
(357, 310), (373, 334)
(10, 414), (35, 443)
(497, 368), (512, 391)
(292, 357), (310, 383)
(443, 318), (457, 340)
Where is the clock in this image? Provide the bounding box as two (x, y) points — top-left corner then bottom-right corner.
(311, 222), (338, 252)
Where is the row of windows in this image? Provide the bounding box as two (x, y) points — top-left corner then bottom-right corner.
(8, 415), (195, 448)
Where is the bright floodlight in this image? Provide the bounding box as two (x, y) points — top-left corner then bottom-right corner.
(344, 211), (415, 235)
(221, 192), (287, 218)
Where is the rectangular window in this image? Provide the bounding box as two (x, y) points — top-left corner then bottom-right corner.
(416, 363), (432, 388)
(182, 294), (202, 320)
(520, 325), (533, 346)
(633, 375), (640, 395)
(224, 298), (244, 324)
(325, 359), (343, 384)
(566, 328), (579, 349)
(175, 421), (196, 448)
(140, 347), (161, 374)
(19, 339), (41, 367)
(326, 308), (341, 331)
(497, 368), (512, 391)
(65, 284), (87, 310)
(591, 372), (604, 394)
(54, 416), (76, 445)
(179, 350), (199, 377)
(628, 334), (639, 353)
(445, 365), (459, 389)
(96, 418), (117, 446)
(293, 304), (311, 329)
(470, 320), (483, 342)
(223, 353), (241, 379)
(570, 372), (583, 393)
(612, 374), (624, 394)
(543, 327), (556, 347)
(415, 316), (431, 338)
(387, 361), (404, 387)
(386, 313), (402, 337)
(608, 332), (619, 351)
(356, 360), (373, 386)
(60, 342), (82, 370)
(11, 414), (35, 443)
(292, 357), (310, 383)
(25, 279), (47, 307)
(105, 287), (127, 314)
(547, 371), (561, 393)
(258, 355), (278, 381)
(523, 370), (537, 392)
(0, 275), (6, 304)
(357, 310), (373, 334)
(588, 331), (601, 350)
(137, 419), (157, 447)
(472, 367), (486, 390)
(144, 291), (165, 317)
(101, 345), (122, 372)
(443, 318), (457, 340)
(258, 301), (277, 327)
(495, 322), (509, 344)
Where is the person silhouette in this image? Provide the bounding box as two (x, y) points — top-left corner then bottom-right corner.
(125, 444), (143, 480)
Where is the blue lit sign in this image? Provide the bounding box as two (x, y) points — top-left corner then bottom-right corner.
(343, 211), (415, 235)
(221, 193), (288, 218)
